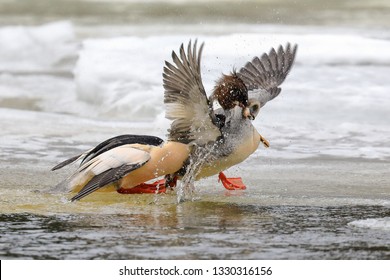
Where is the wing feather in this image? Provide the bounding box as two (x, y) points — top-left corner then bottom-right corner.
(163, 40), (221, 145)
(238, 43), (298, 107)
(51, 154), (84, 171)
(51, 134), (163, 171)
(53, 145), (151, 199)
(70, 163), (144, 201)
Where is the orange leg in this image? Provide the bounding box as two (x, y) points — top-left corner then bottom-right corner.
(218, 172), (246, 190)
(117, 176), (177, 194)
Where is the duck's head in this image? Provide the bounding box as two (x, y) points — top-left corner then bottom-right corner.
(213, 72), (249, 109)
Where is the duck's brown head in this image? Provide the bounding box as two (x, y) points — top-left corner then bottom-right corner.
(212, 72), (249, 110)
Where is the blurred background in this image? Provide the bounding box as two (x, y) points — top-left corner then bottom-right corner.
(1, 0), (390, 28)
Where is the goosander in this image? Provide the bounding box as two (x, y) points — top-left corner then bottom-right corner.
(52, 40), (297, 201)
(199, 42), (298, 189)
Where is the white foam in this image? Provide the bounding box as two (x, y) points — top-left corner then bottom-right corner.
(202, 33), (390, 67)
(74, 37), (175, 120)
(349, 218), (390, 231)
(0, 21), (77, 72)
(73, 33), (390, 119)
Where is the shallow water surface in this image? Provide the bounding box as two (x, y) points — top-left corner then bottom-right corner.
(1, 203), (389, 259)
(0, 158), (389, 259)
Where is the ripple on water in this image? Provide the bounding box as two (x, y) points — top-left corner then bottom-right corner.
(0, 204), (389, 259)
(349, 217), (390, 231)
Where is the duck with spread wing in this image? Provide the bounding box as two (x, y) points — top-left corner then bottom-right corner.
(52, 40), (297, 201)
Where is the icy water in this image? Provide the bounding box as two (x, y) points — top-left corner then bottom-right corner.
(0, 0), (389, 259)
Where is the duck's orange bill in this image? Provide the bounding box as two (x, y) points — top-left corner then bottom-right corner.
(117, 179), (167, 194)
(218, 172), (246, 190)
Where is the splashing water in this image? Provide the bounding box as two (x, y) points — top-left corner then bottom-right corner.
(176, 145), (215, 203)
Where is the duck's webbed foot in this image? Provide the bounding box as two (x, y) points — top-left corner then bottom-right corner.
(117, 175), (178, 194)
(218, 172), (246, 190)
(117, 179), (167, 194)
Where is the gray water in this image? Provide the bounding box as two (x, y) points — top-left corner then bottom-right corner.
(0, 0), (389, 259)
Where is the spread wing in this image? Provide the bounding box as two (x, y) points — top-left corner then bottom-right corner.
(163, 40), (221, 145)
(237, 43), (298, 108)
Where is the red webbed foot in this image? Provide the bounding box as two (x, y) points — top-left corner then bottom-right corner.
(218, 172), (246, 190)
(117, 179), (167, 194)
(117, 176), (177, 194)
